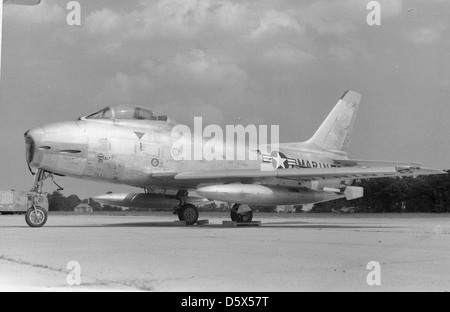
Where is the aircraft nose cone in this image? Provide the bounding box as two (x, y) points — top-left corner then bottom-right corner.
(24, 127), (45, 165)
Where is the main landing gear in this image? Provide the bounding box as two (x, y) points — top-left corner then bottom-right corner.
(177, 204), (200, 225)
(173, 191), (254, 225)
(230, 204), (254, 223)
(174, 190), (199, 226)
(26, 169), (50, 228)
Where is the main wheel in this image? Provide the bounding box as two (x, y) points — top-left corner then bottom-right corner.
(177, 210), (185, 221)
(179, 204), (199, 225)
(230, 204), (239, 222)
(25, 206), (48, 228)
(238, 210), (253, 223)
(230, 205), (253, 223)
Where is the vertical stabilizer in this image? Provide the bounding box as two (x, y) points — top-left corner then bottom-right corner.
(306, 90), (361, 154)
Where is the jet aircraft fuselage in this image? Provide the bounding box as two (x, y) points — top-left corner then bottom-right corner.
(23, 92), (444, 227)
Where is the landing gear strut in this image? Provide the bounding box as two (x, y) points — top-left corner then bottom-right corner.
(174, 190), (199, 225)
(26, 169), (49, 228)
(230, 204), (253, 223)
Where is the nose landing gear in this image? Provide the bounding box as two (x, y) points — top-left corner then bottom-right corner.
(25, 206), (48, 228)
(26, 169), (50, 228)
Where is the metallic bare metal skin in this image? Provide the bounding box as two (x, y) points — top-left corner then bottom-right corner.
(24, 93), (444, 210)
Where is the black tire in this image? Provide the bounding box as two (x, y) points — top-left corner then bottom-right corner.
(230, 205), (253, 223)
(238, 210), (253, 223)
(230, 204), (239, 222)
(25, 206), (48, 228)
(178, 210), (185, 221)
(179, 204), (199, 225)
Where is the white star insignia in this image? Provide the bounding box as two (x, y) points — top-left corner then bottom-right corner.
(272, 152), (287, 169)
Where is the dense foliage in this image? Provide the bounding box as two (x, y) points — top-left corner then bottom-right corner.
(47, 191), (119, 212)
(313, 171), (450, 213)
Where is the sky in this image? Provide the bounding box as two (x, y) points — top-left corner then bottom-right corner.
(0, 0), (449, 198)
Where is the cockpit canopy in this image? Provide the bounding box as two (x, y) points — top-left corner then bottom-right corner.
(81, 105), (169, 122)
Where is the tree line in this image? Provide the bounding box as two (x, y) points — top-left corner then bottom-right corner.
(313, 171), (450, 213)
(47, 192), (121, 212)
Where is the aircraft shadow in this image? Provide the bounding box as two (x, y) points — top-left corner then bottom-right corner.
(1, 220), (400, 230)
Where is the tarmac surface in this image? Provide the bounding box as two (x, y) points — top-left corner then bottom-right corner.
(0, 212), (449, 292)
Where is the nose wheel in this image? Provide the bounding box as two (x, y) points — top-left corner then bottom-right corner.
(25, 206), (48, 228)
(26, 168), (50, 228)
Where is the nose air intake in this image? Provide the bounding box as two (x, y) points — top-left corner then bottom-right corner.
(24, 127), (45, 173)
(24, 130), (35, 165)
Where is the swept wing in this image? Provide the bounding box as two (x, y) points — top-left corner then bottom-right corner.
(174, 165), (445, 183)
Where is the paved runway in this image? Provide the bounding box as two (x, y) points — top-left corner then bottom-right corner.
(0, 212), (449, 292)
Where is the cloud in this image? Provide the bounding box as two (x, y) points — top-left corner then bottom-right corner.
(406, 26), (443, 45)
(210, 1), (249, 30)
(328, 46), (356, 62)
(263, 45), (315, 65)
(299, 1), (358, 36)
(85, 8), (123, 34)
(297, 0), (402, 36)
(92, 72), (155, 106)
(85, 0), (251, 40)
(91, 48), (250, 124)
(82, 0), (389, 68)
(82, 0), (407, 123)
(160, 100), (227, 124)
(251, 9), (304, 38)
(151, 49), (248, 88)
(378, 0), (403, 17)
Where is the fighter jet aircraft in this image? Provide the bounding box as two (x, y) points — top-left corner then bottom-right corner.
(24, 91), (444, 227)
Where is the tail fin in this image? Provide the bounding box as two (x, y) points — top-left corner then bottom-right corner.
(306, 90), (361, 154)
